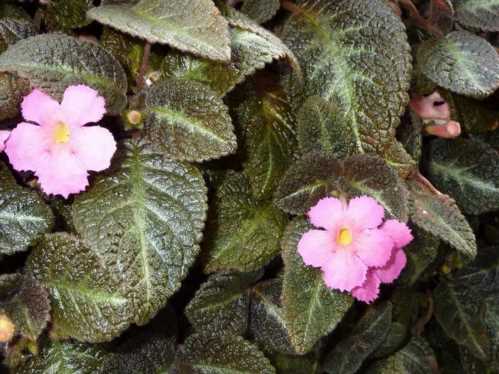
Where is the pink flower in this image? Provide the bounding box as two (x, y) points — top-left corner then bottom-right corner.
(5, 85), (116, 198)
(297, 196), (413, 303)
(0, 131), (10, 152)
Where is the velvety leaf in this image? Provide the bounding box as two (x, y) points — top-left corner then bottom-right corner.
(72, 140), (208, 327)
(235, 87), (296, 200)
(203, 172), (287, 273)
(0, 274), (50, 341)
(271, 352), (320, 374)
(0, 33), (128, 114)
(0, 72), (30, 121)
(428, 138), (499, 215)
(17, 340), (109, 374)
(0, 162), (54, 255)
(0, 4), (31, 20)
(398, 112), (423, 165)
(185, 272), (260, 336)
(87, 0), (231, 62)
(279, 0), (412, 154)
(416, 31), (499, 98)
(407, 180), (477, 258)
(323, 302), (392, 374)
(274, 152), (409, 221)
(26, 233), (133, 342)
(0, 18), (36, 53)
(42, 0), (93, 31)
(240, 0), (280, 24)
(455, 0), (499, 31)
(281, 218), (353, 355)
(143, 78), (237, 162)
(366, 337), (437, 374)
(176, 333), (276, 373)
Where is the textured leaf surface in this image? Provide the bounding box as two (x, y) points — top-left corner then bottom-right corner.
(0, 18), (36, 53)
(0, 33), (128, 114)
(204, 172), (287, 273)
(428, 138), (499, 215)
(417, 31), (499, 98)
(281, 218), (353, 354)
(0, 162), (54, 255)
(42, 0), (93, 31)
(241, 0), (280, 24)
(323, 302), (392, 374)
(455, 0), (499, 31)
(87, 0), (230, 62)
(407, 180), (476, 258)
(0, 72), (30, 121)
(176, 333), (276, 373)
(275, 152), (408, 220)
(144, 79), (237, 162)
(72, 141), (207, 326)
(279, 0), (412, 153)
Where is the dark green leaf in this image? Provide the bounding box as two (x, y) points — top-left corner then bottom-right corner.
(398, 112), (423, 165)
(274, 152), (409, 221)
(270, 352), (320, 374)
(176, 333), (276, 373)
(143, 78), (237, 162)
(0, 72), (30, 121)
(87, 0), (231, 62)
(455, 0), (499, 31)
(407, 180), (476, 258)
(0, 162), (54, 255)
(416, 31), (499, 98)
(42, 0), (93, 31)
(241, 0), (280, 24)
(0, 4), (31, 20)
(281, 218), (352, 354)
(203, 172), (287, 273)
(0, 18), (36, 53)
(0, 33), (128, 114)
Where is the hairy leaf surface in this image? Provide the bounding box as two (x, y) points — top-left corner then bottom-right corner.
(241, 0), (280, 24)
(0, 18), (36, 53)
(455, 0), (499, 31)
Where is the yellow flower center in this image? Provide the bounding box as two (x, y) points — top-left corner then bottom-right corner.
(53, 122), (71, 144)
(337, 228), (353, 246)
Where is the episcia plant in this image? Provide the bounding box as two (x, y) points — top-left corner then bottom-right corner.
(0, 0), (497, 372)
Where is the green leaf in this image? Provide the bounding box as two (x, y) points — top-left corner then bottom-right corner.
(186, 272), (260, 336)
(176, 333), (276, 373)
(0, 33), (128, 114)
(455, 0), (499, 31)
(0, 274), (50, 341)
(323, 302), (392, 374)
(281, 218), (353, 355)
(203, 172), (287, 273)
(407, 180), (477, 258)
(397, 112), (423, 165)
(270, 352), (320, 374)
(241, 0), (280, 24)
(428, 138), (499, 215)
(235, 86), (296, 200)
(366, 337), (437, 374)
(416, 31), (499, 98)
(274, 152), (409, 221)
(0, 4), (31, 20)
(0, 18), (36, 53)
(87, 0), (231, 62)
(42, 0), (93, 31)
(143, 78), (237, 162)
(279, 0), (412, 153)
(27, 233), (133, 342)
(17, 340), (109, 374)
(0, 72), (30, 121)
(0, 162), (54, 255)
(72, 140), (208, 327)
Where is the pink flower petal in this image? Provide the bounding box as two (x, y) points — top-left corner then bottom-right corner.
(35, 149), (89, 198)
(322, 250), (367, 292)
(346, 196), (385, 229)
(71, 126), (116, 171)
(0, 130), (10, 152)
(308, 197), (345, 230)
(351, 270), (381, 303)
(382, 220), (413, 249)
(298, 229), (335, 268)
(61, 85), (106, 127)
(374, 248), (407, 284)
(353, 228), (394, 268)
(409, 92), (450, 120)
(5, 122), (50, 172)
(21, 89), (61, 127)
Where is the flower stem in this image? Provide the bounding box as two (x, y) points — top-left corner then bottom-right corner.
(137, 42), (152, 90)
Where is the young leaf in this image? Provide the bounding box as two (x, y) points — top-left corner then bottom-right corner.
(0, 33), (128, 114)
(143, 78), (237, 162)
(0, 18), (36, 53)
(416, 31), (499, 99)
(428, 138), (499, 215)
(281, 218), (353, 355)
(279, 0), (412, 154)
(0, 162), (54, 255)
(454, 0), (499, 31)
(407, 180), (477, 258)
(274, 152), (409, 221)
(176, 333), (276, 373)
(322, 302), (392, 374)
(72, 141), (207, 327)
(87, 0), (231, 62)
(241, 0), (280, 24)
(42, 0), (93, 31)
(203, 172), (287, 273)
